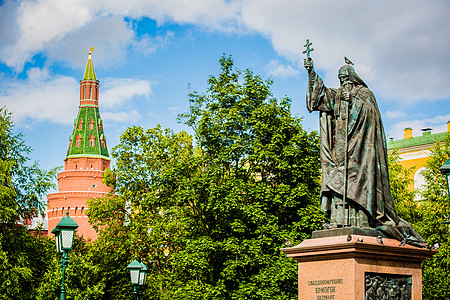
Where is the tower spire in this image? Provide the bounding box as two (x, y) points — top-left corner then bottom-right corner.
(66, 49), (109, 160)
(83, 47), (97, 81)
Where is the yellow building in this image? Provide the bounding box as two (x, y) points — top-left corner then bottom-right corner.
(387, 121), (450, 194)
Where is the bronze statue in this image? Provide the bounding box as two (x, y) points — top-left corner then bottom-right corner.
(303, 40), (425, 247)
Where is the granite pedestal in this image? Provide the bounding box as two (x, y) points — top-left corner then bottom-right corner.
(281, 234), (436, 300)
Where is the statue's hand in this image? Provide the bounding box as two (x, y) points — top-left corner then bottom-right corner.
(304, 58), (314, 72)
(343, 91), (352, 102)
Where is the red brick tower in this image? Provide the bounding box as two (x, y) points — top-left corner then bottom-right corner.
(47, 50), (111, 240)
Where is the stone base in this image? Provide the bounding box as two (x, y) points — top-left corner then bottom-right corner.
(281, 235), (436, 300)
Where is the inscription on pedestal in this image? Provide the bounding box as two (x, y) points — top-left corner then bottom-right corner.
(308, 279), (344, 299)
(365, 273), (411, 300)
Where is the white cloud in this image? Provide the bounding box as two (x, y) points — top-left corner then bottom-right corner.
(168, 106), (183, 115)
(238, 0), (450, 101)
(0, 66), (151, 126)
(46, 15), (135, 69)
(388, 114), (450, 140)
(265, 60), (299, 78)
(132, 30), (175, 56)
(0, 0), (93, 70)
(384, 111), (406, 120)
(101, 110), (141, 123)
(0, 67), (78, 125)
(0, 0), (241, 72)
(101, 78), (151, 108)
(1, 0), (450, 103)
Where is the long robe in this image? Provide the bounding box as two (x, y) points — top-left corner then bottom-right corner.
(306, 68), (425, 246)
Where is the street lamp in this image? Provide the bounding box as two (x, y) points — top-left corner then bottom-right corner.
(51, 211), (79, 300)
(440, 157), (450, 224)
(127, 257), (148, 300)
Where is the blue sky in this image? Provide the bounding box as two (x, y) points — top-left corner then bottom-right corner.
(1, 0), (450, 173)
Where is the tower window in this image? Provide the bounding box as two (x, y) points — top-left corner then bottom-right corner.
(89, 118), (94, 130)
(89, 133), (95, 147)
(78, 118), (83, 130)
(76, 134), (81, 147)
(90, 86), (92, 99)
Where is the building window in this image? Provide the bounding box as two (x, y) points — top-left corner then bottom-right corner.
(101, 139), (105, 148)
(90, 86), (92, 99)
(78, 118), (83, 130)
(89, 118), (94, 130)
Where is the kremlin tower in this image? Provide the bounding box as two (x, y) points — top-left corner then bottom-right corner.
(47, 50), (111, 240)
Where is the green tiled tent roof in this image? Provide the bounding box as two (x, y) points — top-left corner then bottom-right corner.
(66, 106), (109, 159)
(83, 53), (97, 81)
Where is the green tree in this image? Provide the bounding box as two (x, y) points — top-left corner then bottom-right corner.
(86, 56), (323, 299)
(0, 107), (58, 299)
(417, 134), (450, 299)
(85, 125), (194, 299)
(172, 55), (323, 299)
(388, 135), (450, 299)
(387, 149), (421, 224)
(36, 236), (108, 300)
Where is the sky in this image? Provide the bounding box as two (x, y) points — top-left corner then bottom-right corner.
(1, 0), (450, 174)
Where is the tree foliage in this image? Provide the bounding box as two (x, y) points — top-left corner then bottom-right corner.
(388, 133), (450, 299)
(418, 134), (450, 299)
(0, 107), (58, 299)
(388, 149), (421, 224)
(85, 56), (323, 299)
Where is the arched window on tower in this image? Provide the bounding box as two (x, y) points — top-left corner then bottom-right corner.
(78, 118), (83, 130)
(76, 134), (82, 147)
(89, 134), (95, 147)
(89, 86), (92, 99)
(100, 134), (106, 148)
(89, 118), (94, 130)
(98, 120), (103, 131)
(84, 86), (86, 99)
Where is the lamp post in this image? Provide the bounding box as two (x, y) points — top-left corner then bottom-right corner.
(51, 211), (79, 300)
(440, 157), (450, 224)
(127, 257), (148, 300)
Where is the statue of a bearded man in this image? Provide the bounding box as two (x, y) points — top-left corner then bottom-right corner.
(304, 57), (425, 247)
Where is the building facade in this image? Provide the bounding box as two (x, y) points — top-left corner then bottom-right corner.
(47, 51), (111, 240)
(387, 122), (450, 194)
